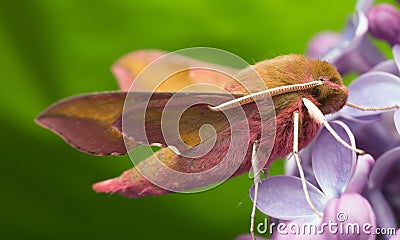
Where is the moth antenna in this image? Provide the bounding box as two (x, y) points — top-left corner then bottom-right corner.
(250, 140), (261, 240)
(293, 111), (323, 218)
(303, 98), (365, 155)
(209, 80), (324, 111)
(346, 102), (400, 111)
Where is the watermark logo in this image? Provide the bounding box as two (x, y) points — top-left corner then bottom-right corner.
(256, 211), (397, 236)
(336, 211), (348, 222)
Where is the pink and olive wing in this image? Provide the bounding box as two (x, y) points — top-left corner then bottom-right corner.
(35, 91), (256, 156)
(112, 49), (240, 92)
(35, 90), (274, 196)
(96, 93), (273, 197)
(114, 92), (266, 153)
(93, 123), (258, 197)
(35, 92), (137, 156)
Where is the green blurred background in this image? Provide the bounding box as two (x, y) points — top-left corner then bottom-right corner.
(0, 0), (362, 239)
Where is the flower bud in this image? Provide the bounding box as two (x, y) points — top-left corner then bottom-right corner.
(367, 3), (400, 45)
(323, 193), (376, 240)
(306, 31), (340, 59)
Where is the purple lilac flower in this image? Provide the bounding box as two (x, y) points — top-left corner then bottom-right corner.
(307, 0), (385, 75)
(251, 122), (376, 239)
(366, 146), (400, 239)
(337, 44), (400, 135)
(291, 43), (400, 239)
(367, 3), (400, 46)
(286, 91), (400, 239)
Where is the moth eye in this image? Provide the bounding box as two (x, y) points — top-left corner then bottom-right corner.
(318, 78), (325, 82)
(309, 88), (321, 98)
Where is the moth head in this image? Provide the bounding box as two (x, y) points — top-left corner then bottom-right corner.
(308, 59), (348, 115)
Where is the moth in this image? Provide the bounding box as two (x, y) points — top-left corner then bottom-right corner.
(35, 51), (396, 239)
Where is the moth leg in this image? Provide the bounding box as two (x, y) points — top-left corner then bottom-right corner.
(293, 111), (322, 218)
(302, 98), (365, 155)
(250, 140), (261, 240)
(346, 102), (399, 111)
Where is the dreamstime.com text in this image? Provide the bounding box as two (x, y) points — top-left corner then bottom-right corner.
(257, 212), (397, 236)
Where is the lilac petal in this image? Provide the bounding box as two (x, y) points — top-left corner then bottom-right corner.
(389, 229), (400, 240)
(395, 109), (400, 134)
(337, 37), (386, 74)
(384, 175), (400, 220)
(370, 60), (399, 75)
(354, 12), (369, 37)
(322, 193), (376, 240)
(344, 154), (375, 193)
(356, 0), (374, 13)
(322, 14), (360, 63)
(322, 8), (382, 75)
(284, 155), (297, 177)
(368, 146), (400, 189)
(390, 138), (400, 150)
(285, 140), (319, 188)
(235, 234), (267, 240)
(271, 225), (324, 240)
(394, 44), (400, 72)
(339, 11), (368, 44)
(350, 115), (382, 123)
(365, 190), (397, 233)
(339, 71), (400, 118)
(306, 31), (341, 59)
(250, 176), (327, 221)
(326, 36), (385, 75)
(312, 121), (356, 199)
(341, 112), (400, 159)
(337, 113), (382, 124)
(285, 139), (314, 176)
